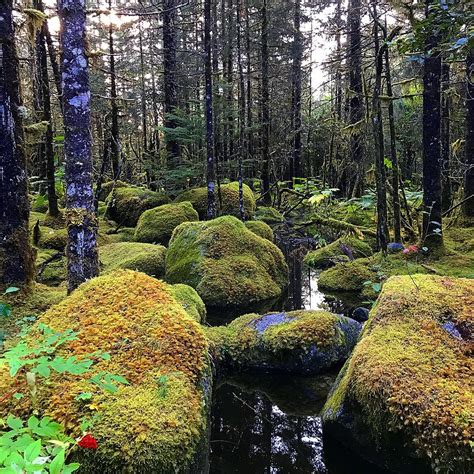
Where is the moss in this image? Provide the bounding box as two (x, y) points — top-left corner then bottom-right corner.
(97, 179), (128, 202)
(322, 275), (473, 472)
(135, 201), (199, 245)
(43, 211), (66, 229)
(105, 187), (170, 227)
(102, 227), (136, 244)
(175, 182), (256, 219)
(38, 227), (68, 251)
(206, 310), (360, 374)
(245, 220), (274, 241)
(319, 260), (376, 292)
(28, 211), (47, 227)
(36, 249), (67, 286)
(304, 236), (373, 269)
(165, 216), (288, 307)
(100, 242), (166, 278)
(170, 284), (207, 323)
(254, 206), (284, 224)
(0, 271), (210, 473)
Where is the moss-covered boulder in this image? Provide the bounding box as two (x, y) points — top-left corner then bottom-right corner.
(135, 201), (199, 245)
(321, 275), (473, 473)
(0, 271), (211, 473)
(165, 216), (288, 307)
(245, 220), (274, 241)
(170, 284), (207, 323)
(97, 179), (128, 202)
(37, 227), (68, 251)
(304, 237), (372, 269)
(175, 182), (256, 219)
(207, 310), (361, 375)
(318, 260), (375, 293)
(105, 187), (170, 227)
(254, 206), (284, 224)
(100, 242), (166, 278)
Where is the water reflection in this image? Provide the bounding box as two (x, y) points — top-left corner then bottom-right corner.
(210, 373), (332, 473)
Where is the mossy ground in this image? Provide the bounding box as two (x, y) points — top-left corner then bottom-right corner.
(0, 271), (210, 473)
(165, 216), (288, 307)
(245, 220), (274, 241)
(96, 179), (128, 202)
(304, 236), (373, 269)
(322, 275), (473, 472)
(135, 201), (199, 245)
(100, 242), (166, 278)
(175, 182), (256, 219)
(253, 206), (284, 224)
(105, 187), (170, 227)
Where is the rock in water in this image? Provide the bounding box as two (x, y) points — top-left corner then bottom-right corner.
(0, 270), (211, 473)
(351, 306), (369, 322)
(321, 275), (473, 473)
(207, 310), (361, 374)
(165, 216), (288, 307)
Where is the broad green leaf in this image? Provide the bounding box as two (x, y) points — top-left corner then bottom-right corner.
(49, 448), (65, 474)
(24, 440), (41, 462)
(6, 415), (23, 431)
(4, 288), (19, 295)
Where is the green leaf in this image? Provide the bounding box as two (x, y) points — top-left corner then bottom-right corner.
(12, 393), (23, 401)
(6, 415), (23, 431)
(62, 463), (80, 474)
(4, 288), (19, 295)
(27, 417), (39, 430)
(49, 448), (65, 474)
(0, 304), (12, 318)
(24, 440), (41, 462)
(75, 392), (93, 401)
(372, 283), (382, 293)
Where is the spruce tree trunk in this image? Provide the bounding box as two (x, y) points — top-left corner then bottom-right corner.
(205, 0), (216, 219)
(464, 47), (474, 219)
(58, 0), (99, 293)
(237, 0), (246, 220)
(0, 0), (35, 286)
(291, 0), (303, 180)
(422, 2), (443, 245)
(163, 0), (181, 163)
(347, 0), (364, 197)
(441, 62), (451, 211)
(261, 0), (271, 204)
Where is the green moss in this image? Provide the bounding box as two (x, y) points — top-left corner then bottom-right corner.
(175, 182), (256, 219)
(322, 275), (473, 472)
(43, 211), (66, 229)
(38, 227), (67, 251)
(245, 220), (274, 241)
(28, 211), (47, 227)
(165, 216), (288, 307)
(97, 179), (128, 202)
(304, 236), (373, 269)
(254, 206), (284, 224)
(319, 260), (375, 292)
(105, 187), (170, 227)
(0, 270), (210, 473)
(36, 249), (67, 286)
(100, 242), (166, 278)
(170, 283), (207, 323)
(102, 227), (136, 244)
(135, 201), (199, 245)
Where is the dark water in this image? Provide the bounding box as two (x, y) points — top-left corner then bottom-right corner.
(208, 254), (379, 473)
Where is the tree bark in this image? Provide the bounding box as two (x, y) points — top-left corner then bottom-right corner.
(441, 62), (451, 211)
(58, 0), (99, 293)
(205, 0), (216, 219)
(422, 1), (443, 245)
(0, 0), (35, 286)
(237, 0), (246, 220)
(163, 0), (181, 163)
(261, 0), (271, 204)
(463, 47), (474, 219)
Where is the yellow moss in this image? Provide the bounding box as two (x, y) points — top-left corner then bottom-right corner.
(322, 275), (473, 471)
(0, 271), (210, 472)
(245, 220), (274, 241)
(169, 283), (206, 323)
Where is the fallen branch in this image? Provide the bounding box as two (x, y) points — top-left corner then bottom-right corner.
(299, 215), (377, 238)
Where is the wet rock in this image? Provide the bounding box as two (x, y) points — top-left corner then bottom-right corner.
(351, 307), (369, 322)
(387, 242), (405, 253)
(207, 310), (362, 375)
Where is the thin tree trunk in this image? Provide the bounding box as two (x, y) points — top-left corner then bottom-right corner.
(291, 0), (303, 180)
(441, 62), (451, 211)
(422, 0), (443, 245)
(237, 0), (246, 220)
(139, 22), (147, 155)
(0, 0), (35, 285)
(261, 0), (271, 204)
(245, 0), (253, 164)
(44, 17), (62, 112)
(205, 0), (216, 219)
(464, 47), (474, 218)
(58, 0), (99, 293)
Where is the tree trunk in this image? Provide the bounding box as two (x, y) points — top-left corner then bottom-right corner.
(0, 0), (35, 286)
(384, 31), (401, 242)
(205, 0), (216, 219)
(163, 0), (180, 163)
(36, 0), (59, 217)
(291, 0), (303, 180)
(371, 1), (389, 252)
(58, 0), (99, 293)
(139, 22), (147, 155)
(441, 62), (451, 211)
(347, 0), (364, 197)
(422, 1), (443, 245)
(463, 47), (474, 219)
(237, 0), (246, 220)
(261, 0), (271, 204)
